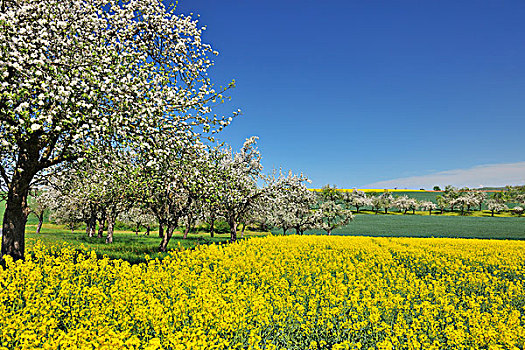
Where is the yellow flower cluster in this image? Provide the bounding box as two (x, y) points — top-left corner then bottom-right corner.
(1, 236), (524, 349)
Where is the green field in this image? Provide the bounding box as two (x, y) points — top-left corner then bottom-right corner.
(23, 223), (259, 264)
(382, 190), (443, 202)
(303, 214), (525, 240)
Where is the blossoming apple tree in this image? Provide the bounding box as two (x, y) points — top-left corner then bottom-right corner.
(316, 185), (353, 235)
(0, 0), (235, 259)
(419, 201), (437, 215)
(266, 170), (313, 235)
(342, 189), (371, 213)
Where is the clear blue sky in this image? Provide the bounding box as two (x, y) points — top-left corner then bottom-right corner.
(173, 0), (525, 189)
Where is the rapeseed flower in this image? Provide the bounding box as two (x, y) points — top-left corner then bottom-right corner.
(0, 237), (524, 349)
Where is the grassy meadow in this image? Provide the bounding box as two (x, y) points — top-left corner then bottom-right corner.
(24, 223), (264, 264)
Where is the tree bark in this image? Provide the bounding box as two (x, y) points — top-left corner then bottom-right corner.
(229, 221), (237, 243)
(355, 206), (360, 213)
(209, 218), (215, 238)
(1, 136), (40, 261)
(1, 174), (32, 261)
(491, 210), (494, 217)
(105, 209), (117, 244)
(89, 222), (96, 237)
(97, 216), (105, 238)
(146, 225), (150, 235)
(327, 229), (332, 236)
(183, 216), (195, 239)
(159, 225), (175, 252)
(158, 222), (164, 238)
(429, 210), (432, 216)
(183, 225), (190, 239)
(105, 218), (114, 244)
(86, 210), (96, 237)
(36, 212), (44, 234)
(283, 227), (287, 235)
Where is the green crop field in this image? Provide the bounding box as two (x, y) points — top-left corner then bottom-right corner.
(302, 214), (525, 240)
(385, 190), (442, 202)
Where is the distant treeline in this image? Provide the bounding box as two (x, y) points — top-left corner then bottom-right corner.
(317, 185), (525, 217)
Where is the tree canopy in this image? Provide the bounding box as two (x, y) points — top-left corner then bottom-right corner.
(0, 0), (236, 259)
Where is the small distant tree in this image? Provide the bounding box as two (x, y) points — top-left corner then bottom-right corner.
(288, 187), (320, 235)
(516, 187), (525, 205)
(456, 190), (478, 215)
(408, 198), (420, 214)
(371, 194), (382, 214)
(268, 171), (313, 235)
(507, 186), (525, 206)
(181, 199), (203, 239)
(377, 192), (394, 214)
(318, 200), (353, 235)
(471, 190), (487, 211)
(134, 136), (208, 251)
(241, 195), (273, 238)
(118, 208), (157, 236)
(215, 137), (264, 242)
(342, 190), (371, 213)
(392, 195), (417, 215)
(201, 146), (227, 238)
(87, 150), (136, 244)
(28, 188), (52, 234)
(436, 195), (447, 214)
(512, 206), (523, 216)
(318, 184), (343, 204)
(46, 171), (98, 236)
(443, 186), (460, 212)
(213, 138), (300, 242)
(420, 201), (437, 215)
(486, 199), (508, 217)
(292, 205), (320, 235)
(433, 186), (441, 191)
(48, 189), (84, 234)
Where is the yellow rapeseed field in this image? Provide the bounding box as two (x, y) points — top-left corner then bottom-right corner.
(1, 236), (524, 349)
